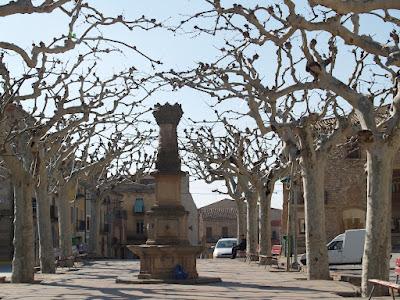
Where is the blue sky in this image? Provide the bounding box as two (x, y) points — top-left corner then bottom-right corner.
(3, 0), (393, 208)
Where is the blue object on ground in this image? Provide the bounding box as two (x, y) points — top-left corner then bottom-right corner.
(173, 264), (188, 280)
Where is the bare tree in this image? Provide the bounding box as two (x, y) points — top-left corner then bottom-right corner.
(183, 117), (287, 261)
(160, 0), (380, 282)
(0, 0), (161, 282)
(183, 121), (259, 257)
(183, 125), (246, 240)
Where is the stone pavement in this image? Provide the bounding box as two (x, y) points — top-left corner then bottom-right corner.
(0, 258), (393, 299)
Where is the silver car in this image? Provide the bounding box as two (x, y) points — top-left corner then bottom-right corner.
(212, 238), (238, 258)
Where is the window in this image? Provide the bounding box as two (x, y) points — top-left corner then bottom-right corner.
(134, 198), (145, 213)
(206, 227), (212, 239)
(221, 227), (228, 238)
(86, 216), (90, 231)
(299, 219), (306, 234)
(136, 220), (144, 234)
(216, 239), (236, 248)
(328, 240), (343, 251)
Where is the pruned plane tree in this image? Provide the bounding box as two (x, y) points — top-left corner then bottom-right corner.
(161, 1), (399, 294)
(0, 0), (162, 283)
(183, 113), (288, 262)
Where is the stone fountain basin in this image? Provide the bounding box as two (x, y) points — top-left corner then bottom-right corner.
(127, 244), (202, 279)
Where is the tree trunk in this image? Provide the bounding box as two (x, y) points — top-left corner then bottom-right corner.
(57, 182), (76, 265)
(259, 189), (272, 263)
(361, 145), (393, 297)
(302, 157), (330, 280)
(246, 194), (258, 260)
(35, 176), (55, 273)
(11, 172), (35, 283)
(291, 179), (300, 268)
(236, 199), (246, 240)
(89, 197), (101, 257)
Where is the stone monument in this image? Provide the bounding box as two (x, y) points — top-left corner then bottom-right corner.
(125, 103), (217, 283)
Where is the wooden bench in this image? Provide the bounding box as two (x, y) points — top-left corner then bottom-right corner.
(368, 279), (400, 299)
(259, 245), (282, 269)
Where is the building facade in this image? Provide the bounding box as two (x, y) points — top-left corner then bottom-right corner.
(103, 174), (199, 258)
(1, 172), (199, 261)
(282, 143), (400, 253)
(199, 199), (238, 246)
(198, 198), (282, 247)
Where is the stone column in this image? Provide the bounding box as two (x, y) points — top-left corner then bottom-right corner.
(145, 103), (189, 245)
(127, 103), (203, 281)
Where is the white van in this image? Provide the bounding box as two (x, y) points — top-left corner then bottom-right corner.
(300, 229), (366, 265)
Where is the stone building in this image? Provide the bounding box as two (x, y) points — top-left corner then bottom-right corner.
(282, 138), (400, 253)
(198, 198), (282, 247)
(107, 174), (199, 258)
(0, 171), (198, 261)
(199, 199), (238, 246)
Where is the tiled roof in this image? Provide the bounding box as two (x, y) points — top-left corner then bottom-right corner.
(112, 182), (155, 193)
(313, 105), (390, 132)
(199, 208), (237, 220)
(199, 198), (237, 210)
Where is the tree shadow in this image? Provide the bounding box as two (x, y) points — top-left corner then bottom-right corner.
(219, 280), (342, 296)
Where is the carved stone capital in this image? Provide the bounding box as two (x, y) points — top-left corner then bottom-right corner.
(153, 102), (183, 126)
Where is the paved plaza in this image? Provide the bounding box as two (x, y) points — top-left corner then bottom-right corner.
(0, 258), (380, 300)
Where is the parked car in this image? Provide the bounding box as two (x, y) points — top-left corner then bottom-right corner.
(212, 238), (238, 258)
(300, 229), (366, 265)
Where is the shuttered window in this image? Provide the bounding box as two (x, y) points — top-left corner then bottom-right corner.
(134, 198), (145, 213)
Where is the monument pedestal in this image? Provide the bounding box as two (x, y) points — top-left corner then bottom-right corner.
(128, 244), (202, 279)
